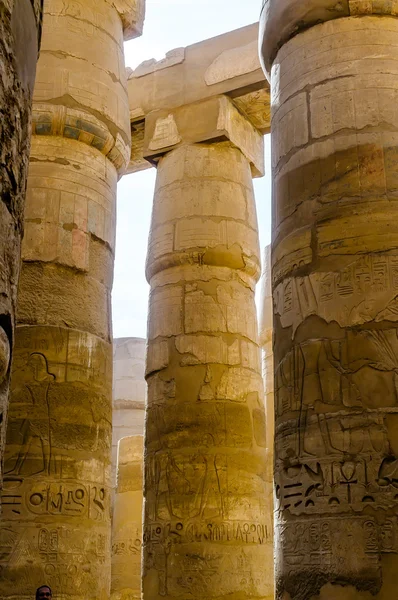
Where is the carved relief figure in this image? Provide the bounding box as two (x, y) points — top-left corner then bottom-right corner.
(6, 353), (55, 477)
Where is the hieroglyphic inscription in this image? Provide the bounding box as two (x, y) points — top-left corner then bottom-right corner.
(274, 324), (398, 594)
(277, 515), (398, 587)
(0, 524), (110, 592)
(274, 255), (398, 333)
(112, 536), (142, 557)
(0, 326), (112, 598)
(144, 521), (269, 546)
(275, 327), (398, 516)
(1, 480), (109, 521)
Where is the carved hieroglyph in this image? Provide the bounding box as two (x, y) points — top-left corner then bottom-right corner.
(111, 436), (143, 600)
(261, 3), (398, 599)
(0, 0), (43, 506)
(1, 327), (112, 597)
(112, 338), (146, 485)
(144, 142), (273, 600)
(0, 0), (141, 597)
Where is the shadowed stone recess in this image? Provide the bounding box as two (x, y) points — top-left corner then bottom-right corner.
(0, 0), (42, 509)
(260, 2), (398, 599)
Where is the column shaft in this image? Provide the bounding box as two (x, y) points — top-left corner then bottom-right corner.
(262, 6), (398, 599)
(0, 0), (132, 596)
(144, 142), (273, 600)
(112, 338), (146, 486)
(111, 435), (144, 600)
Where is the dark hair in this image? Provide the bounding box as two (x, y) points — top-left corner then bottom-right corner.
(36, 586), (52, 600)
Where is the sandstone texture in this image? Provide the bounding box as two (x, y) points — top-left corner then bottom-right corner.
(260, 1), (398, 598)
(111, 435), (143, 600)
(130, 28), (273, 600)
(0, 1), (144, 597)
(112, 338), (146, 485)
(0, 0), (43, 508)
(127, 23), (270, 174)
(144, 141), (273, 600)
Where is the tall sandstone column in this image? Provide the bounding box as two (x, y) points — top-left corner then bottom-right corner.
(126, 28), (273, 599)
(111, 435), (143, 600)
(144, 109), (272, 600)
(260, 1), (398, 599)
(0, 1), (144, 598)
(0, 0), (43, 501)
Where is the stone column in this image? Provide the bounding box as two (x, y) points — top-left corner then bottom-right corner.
(0, 1), (144, 598)
(111, 435), (143, 600)
(258, 245), (274, 594)
(112, 338), (146, 486)
(0, 0), (43, 502)
(260, 2), (398, 598)
(143, 96), (273, 600)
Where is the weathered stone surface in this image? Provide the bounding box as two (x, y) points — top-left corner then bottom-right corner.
(112, 338), (146, 485)
(127, 24), (270, 174)
(260, 0), (398, 75)
(111, 435), (143, 600)
(144, 95), (265, 177)
(0, 0), (43, 509)
(112, 0), (145, 40)
(261, 3), (398, 599)
(144, 142), (273, 600)
(0, 0), (142, 596)
(259, 245), (274, 598)
(1, 326), (112, 597)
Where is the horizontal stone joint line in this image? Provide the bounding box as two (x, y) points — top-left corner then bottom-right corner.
(271, 15), (398, 72)
(44, 11), (124, 50)
(273, 121), (398, 176)
(147, 331), (259, 346)
(150, 214), (259, 231)
(156, 176), (255, 194)
(275, 74), (355, 112)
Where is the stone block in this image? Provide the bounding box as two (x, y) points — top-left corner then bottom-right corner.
(143, 96), (264, 177)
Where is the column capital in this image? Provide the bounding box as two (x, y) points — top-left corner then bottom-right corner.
(127, 23), (270, 175)
(260, 0), (396, 76)
(144, 96), (265, 178)
(110, 0), (145, 40)
(31, 0), (135, 175)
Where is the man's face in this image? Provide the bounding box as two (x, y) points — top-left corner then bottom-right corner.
(38, 589), (52, 599)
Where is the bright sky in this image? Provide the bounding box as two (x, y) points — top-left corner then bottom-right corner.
(112, 0), (271, 339)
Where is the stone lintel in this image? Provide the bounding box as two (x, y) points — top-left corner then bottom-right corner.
(126, 23), (270, 174)
(143, 96), (265, 178)
(128, 23), (267, 116)
(112, 0), (146, 40)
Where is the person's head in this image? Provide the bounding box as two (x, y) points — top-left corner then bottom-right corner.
(36, 586), (52, 600)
